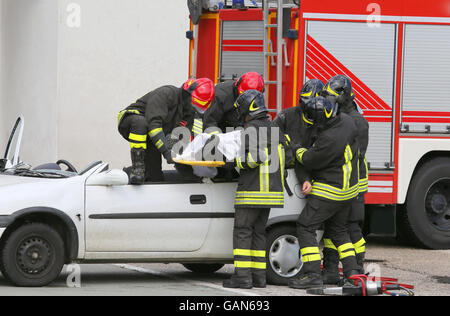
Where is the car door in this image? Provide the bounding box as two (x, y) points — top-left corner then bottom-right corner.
(84, 181), (213, 253)
(197, 180), (237, 258)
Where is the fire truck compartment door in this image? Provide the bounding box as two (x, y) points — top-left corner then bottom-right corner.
(306, 21), (396, 169)
(402, 24), (450, 133)
(220, 20), (264, 80)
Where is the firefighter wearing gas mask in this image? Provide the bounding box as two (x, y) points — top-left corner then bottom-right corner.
(273, 79), (325, 195)
(320, 75), (370, 284)
(203, 72), (265, 133)
(289, 96), (361, 289)
(222, 90), (285, 289)
(117, 78), (215, 184)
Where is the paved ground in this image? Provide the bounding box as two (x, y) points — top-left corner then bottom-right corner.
(0, 237), (449, 296)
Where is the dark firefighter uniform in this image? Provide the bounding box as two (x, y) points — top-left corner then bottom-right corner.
(222, 90), (285, 289)
(289, 96), (361, 289)
(321, 75), (370, 280)
(336, 100), (369, 270)
(174, 114), (211, 181)
(204, 72), (265, 133)
(203, 80), (240, 133)
(202, 80), (242, 181)
(273, 79), (324, 184)
(118, 79), (215, 184)
(191, 116), (205, 138)
(118, 85), (193, 182)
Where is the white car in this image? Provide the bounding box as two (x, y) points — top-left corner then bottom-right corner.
(0, 117), (310, 287)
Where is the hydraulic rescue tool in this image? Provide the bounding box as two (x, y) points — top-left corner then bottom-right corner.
(307, 275), (415, 296)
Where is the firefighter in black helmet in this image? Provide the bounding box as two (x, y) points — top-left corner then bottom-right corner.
(117, 78), (215, 184)
(222, 90), (285, 289)
(273, 79), (325, 195)
(320, 75), (370, 284)
(289, 96), (361, 289)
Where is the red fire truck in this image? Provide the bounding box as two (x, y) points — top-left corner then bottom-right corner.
(187, 0), (450, 249)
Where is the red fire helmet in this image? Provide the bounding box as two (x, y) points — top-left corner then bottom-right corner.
(235, 72), (265, 95)
(183, 78), (215, 114)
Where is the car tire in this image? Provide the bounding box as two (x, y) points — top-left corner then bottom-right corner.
(182, 263), (225, 274)
(1, 223), (65, 287)
(398, 157), (450, 249)
(266, 224), (302, 286)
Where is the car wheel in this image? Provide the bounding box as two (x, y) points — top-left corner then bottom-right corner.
(266, 224), (302, 285)
(1, 223), (65, 287)
(399, 157), (450, 249)
(182, 263), (225, 274)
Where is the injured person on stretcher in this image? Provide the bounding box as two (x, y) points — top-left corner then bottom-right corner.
(123, 130), (243, 183)
(173, 130), (241, 180)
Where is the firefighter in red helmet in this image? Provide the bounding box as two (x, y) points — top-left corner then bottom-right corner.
(204, 72), (265, 134)
(117, 78), (215, 184)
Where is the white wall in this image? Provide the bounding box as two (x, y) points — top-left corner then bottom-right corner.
(57, 0), (190, 170)
(1, 0), (58, 166)
(0, 0), (5, 153)
(0, 0), (190, 169)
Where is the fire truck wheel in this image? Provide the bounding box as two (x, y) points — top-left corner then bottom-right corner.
(400, 157), (450, 250)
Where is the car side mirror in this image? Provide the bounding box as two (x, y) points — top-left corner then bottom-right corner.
(86, 169), (129, 186)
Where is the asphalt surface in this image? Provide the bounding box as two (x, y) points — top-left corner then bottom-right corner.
(0, 237), (449, 296)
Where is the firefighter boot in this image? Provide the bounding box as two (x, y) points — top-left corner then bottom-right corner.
(130, 148), (146, 185)
(356, 253), (365, 274)
(252, 271), (266, 288)
(343, 269), (361, 283)
(223, 274), (253, 289)
(289, 273), (323, 290)
(322, 248), (341, 285)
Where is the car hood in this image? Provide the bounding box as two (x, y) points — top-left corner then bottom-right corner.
(0, 174), (86, 216)
(0, 174), (45, 187)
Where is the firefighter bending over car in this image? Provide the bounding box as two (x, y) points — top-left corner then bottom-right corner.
(203, 72), (265, 180)
(203, 72), (265, 133)
(117, 78), (215, 184)
(222, 90), (285, 289)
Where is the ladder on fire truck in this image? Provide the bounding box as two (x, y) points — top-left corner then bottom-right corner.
(263, 0), (287, 114)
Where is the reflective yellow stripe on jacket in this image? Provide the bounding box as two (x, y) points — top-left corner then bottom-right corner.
(149, 128), (163, 138)
(342, 145), (353, 191)
(310, 182), (359, 201)
(309, 144), (359, 202)
(279, 144), (285, 189)
(359, 158), (369, 193)
(192, 119), (204, 136)
(247, 152), (260, 169)
(235, 191), (284, 206)
(296, 148), (307, 164)
(235, 146), (284, 207)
